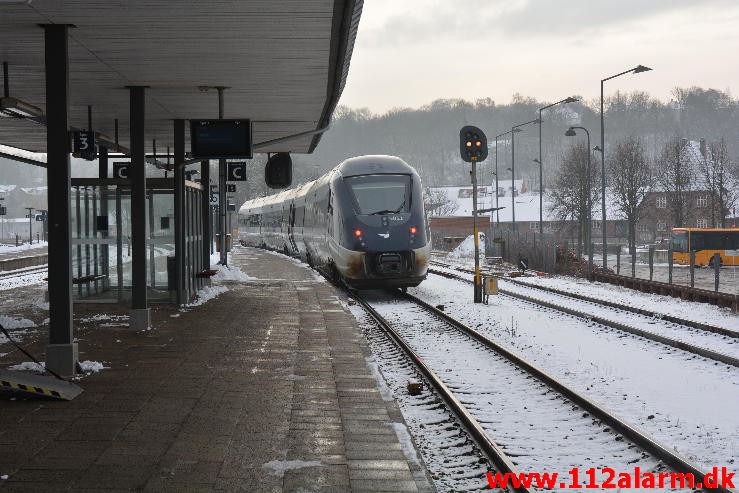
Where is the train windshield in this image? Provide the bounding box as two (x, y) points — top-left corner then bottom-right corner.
(344, 174), (411, 215)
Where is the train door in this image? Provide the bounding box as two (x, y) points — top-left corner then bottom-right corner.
(327, 187), (334, 241)
(288, 203), (298, 253)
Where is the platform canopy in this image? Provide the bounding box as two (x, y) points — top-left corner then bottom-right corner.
(0, 0), (362, 155)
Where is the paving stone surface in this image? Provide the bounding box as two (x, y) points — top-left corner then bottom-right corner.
(0, 246), (434, 492)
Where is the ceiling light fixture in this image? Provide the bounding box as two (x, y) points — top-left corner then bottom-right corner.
(1, 61), (44, 119)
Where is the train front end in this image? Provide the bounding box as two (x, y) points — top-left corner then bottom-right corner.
(331, 156), (430, 289)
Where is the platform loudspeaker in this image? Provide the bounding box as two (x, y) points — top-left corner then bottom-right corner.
(265, 153), (292, 189)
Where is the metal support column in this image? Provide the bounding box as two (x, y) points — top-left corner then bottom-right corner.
(128, 86), (150, 329)
(201, 160), (211, 271)
(471, 161), (482, 303)
(174, 120), (187, 305)
(42, 23), (77, 377)
(99, 147), (110, 290)
(217, 87), (228, 265)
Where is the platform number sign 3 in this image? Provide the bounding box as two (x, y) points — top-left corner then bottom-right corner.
(73, 131), (97, 161)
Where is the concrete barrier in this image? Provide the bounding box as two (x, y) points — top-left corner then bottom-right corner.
(0, 254), (48, 272)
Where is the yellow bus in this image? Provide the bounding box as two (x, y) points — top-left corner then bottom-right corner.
(670, 227), (739, 266)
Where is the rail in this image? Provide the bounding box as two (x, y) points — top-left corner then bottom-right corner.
(398, 289), (730, 493)
(352, 292), (531, 493)
(428, 267), (739, 369)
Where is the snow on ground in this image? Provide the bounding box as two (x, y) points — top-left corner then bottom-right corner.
(0, 241), (48, 255)
(212, 263), (257, 282)
(438, 254), (738, 332)
(408, 275), (739, 470)
(0, 271), (47, 291)
(446, 233), (485, 259)
(262, 460), (322, 477)
(0, 316), (36, 344)
(7, 361), (44, 372)
(78, 360), (107, 373)
(183, 285), (229, 308)
(512, 274), (739, 332)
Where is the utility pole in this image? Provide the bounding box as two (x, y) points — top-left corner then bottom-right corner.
(25, 207), (34, 244)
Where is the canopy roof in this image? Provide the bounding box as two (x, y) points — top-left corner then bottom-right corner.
(0, 0), (362, 155)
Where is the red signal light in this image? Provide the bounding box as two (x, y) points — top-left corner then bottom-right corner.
(354, 229), (363, 237)
(409, 226), (417, 235)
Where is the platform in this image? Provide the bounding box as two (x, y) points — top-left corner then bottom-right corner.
(0, 247), (433, 492)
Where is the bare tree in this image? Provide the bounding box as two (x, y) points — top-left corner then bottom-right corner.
(608, 136), (653, 254)
(549, 142), (599, 253)
(655, 135), (693, 228)
(423, 188), (459, 217)
(695, 138), (737, 228)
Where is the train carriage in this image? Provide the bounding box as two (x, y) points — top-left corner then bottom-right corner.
(239, 155), (430, 288)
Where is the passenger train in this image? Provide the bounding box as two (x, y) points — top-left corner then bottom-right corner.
(237, 155), (430, 288)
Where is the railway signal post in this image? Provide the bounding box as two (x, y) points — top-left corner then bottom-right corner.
(460, 126), (488, 303)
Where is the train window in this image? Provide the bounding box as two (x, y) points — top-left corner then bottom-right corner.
(344, 174), (410, 215)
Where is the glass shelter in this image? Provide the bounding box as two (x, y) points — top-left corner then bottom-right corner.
(70, 177), (205, 304)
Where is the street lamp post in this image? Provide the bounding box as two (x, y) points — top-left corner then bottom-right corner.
(494, 129), (520, 227)
(600, 65), (651, 269)
(511, 118), (540, 233)
(25, 207), (34, 245)
(538, 97), (578, 237)
(565, 126), (593, 281)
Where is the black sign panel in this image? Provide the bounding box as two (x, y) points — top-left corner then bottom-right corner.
(113, 163), (130, 179)
(160, 217), (170, 230)
(227, 162), (247, 181)
(73, 131), (97, 161)
(0, 206), (6, 216)
(227, 184), (236, 193)
(96, 215), (109, 231)
(190, 119), (252, 159)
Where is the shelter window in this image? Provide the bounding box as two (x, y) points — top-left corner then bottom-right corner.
(344, 174), (411, 215)
(696, 218), (708, 228)
(697, 196), (708, 208)
(656, 221), (666, 232)
(655, 195), (666, 208)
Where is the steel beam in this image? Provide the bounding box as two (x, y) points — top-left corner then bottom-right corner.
(42, 24), (78, 377)
(128, 86), (149, 329)
(201, 159), (211, 274)
(174, 120), (186, 305)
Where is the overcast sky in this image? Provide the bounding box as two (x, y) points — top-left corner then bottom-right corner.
(338, 0), (739, 113)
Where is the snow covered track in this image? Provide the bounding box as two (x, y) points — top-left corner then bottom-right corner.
(503, 275), (738, 339)
(429, 267), (739, 369)
(0, 265), (47, 282)
(353, 292), (528, 491)
(355, 290), (718, 492)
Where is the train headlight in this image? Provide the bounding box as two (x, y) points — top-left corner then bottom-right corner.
(409, 226), (417, 235)
(354, 228), (363, 238)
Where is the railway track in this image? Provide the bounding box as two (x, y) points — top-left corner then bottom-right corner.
(430, 260), (736, 338)
(429, 264), (739, 369)
(353, 289), (724, 492)
(0, 265), (48, 282)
